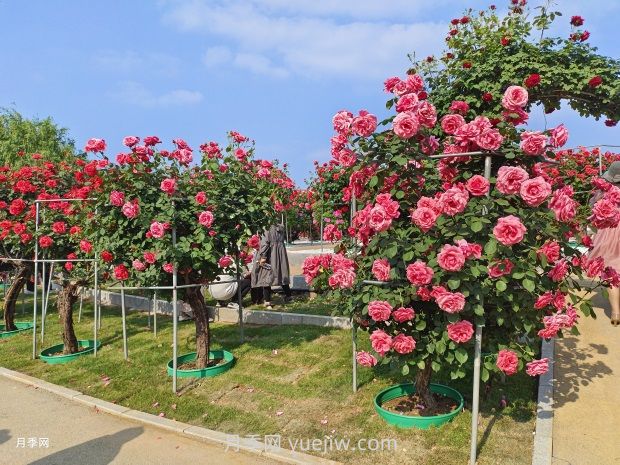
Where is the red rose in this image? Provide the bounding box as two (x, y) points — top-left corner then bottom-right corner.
(114, 264), (130, 281)
(524, 73), (541, 87)
(482, 92), (493, 102)
(462, 61), (472, 69)
(496, 349), (519, 375)
(101, 251), (114, 262)
(588, 76), (603, 87)
(570, 15), (584, 26)
(501, 37), (510, 46)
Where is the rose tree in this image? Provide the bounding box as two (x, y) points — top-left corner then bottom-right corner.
(92, 133), (293, 368)
(304, 78), (617, 410)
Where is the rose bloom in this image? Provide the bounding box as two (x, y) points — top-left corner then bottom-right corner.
(163, 263), (174, 274)
(392, 111), (420, 139)
(496, 349), (519, 375)
(488, 259), (514, 278)
(466, 175), (490, 196)
(160, 178), (177, 195)
(493, 215), (527, 246)
(550, 124), (569, 148)
(332, 110), (353, 134)
(143, 251), (156, 264)
(328, 267), (356, 289)
(520, 176), (552, 206)
(356, 351), (377, 367)
(441, 114), (466, 135)
(588, 76), (603, 87)
(198, 210), (214, 228)
(396, 93), (419, 112)
(149, 221), (166, 238)
(369, 204), (392, 232)
(538, 241), (560, 263)
(406, 261), (434, 286)
(520, 131), (548, 156)
(371, 258), (391, 281)
(114, 264), (130, 281)
(436, 291), (466, 313)
(132, 259), (146, 271)
(351, 110), (377, 137)
(247, 234), (260, 249)
(123, 136), (140, 147)
(80, 240), (93, 254)
(101, 250), (114, 262)
(496, 166), (529, 194)
(392, 307), (415, 323)
(39, 235), (53, 248)
(439, 186), (469, 216)
(370, 330), (392, 356)
(548, 260), (569, 282)
(84, 138), (106, 153)
(524, 73), (541, 87)
(449, 100), (469, 114)
(109, 190), (125, 207)
(526, 358), (549, 376)
(195, 191), (207, 204)
(144, 136), (161, 146)
(416, 101), (437, 128)
(122, 201), (140, 219)
(501, 85), (528, 111)
(392, 333), (416, 354)
(52, 221), (67, 234)
(437, 244), (466, 271)
(447, 320), (474, 343)
(368, 300), (393, 322)
(410, 206), (438, 232)
(475, 128), (503, 151)
(218, 255), (234, 268)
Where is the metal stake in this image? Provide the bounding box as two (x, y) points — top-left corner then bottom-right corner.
(236, 256), (244, 343)
(153, 291), (158, 336)
(352, 325), (358, 393)
(32, 203), (40, 359)
(41, 262), (54, 344)
(40, 260), (46, 341)
(470, 324), (483, 465)
(120, 285), (128, 360)
(172, 226), (178, 394)
(78, 290), (84, 323)
(93, 260), (99, 356)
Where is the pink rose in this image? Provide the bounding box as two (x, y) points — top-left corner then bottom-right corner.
(496, 166), (529, 195)
(520, 176), (552, 206)
(218, 255), (234, 268)
(410, 207), (438, 232)
(392, 333), (416, 354)
(123, 136), (140, 147)
(143, 252), (156, 264)
(356, 351), (377, 367)
(396, 93), (419, 112)
(456, 239), (482, 259)
(132, 259), (146, 271)
(371, 259), (391, 281)
(501, 85), (528, 111)
(163, 263), (174, 274)
(392, 307), (415, 323)
(247, 234), (260, 249)
(328, 267), (356, 289)
(548, 260), (569, 282)
(449, 100), (469, 114)
(488, 259), (514, 278)
(160, 178), (177, 195)
(493, 215), (527, 246)
(496, 349), (519, 375)
(332, 110), (353, 134)
(370, 330), (392, 356)
(465, 175), (490, 196)
(198, 210), (214, 228)
(150, 221), (166, 239)
(114, 264), (130, 280)
(550, 187), (577, 222)
(323, 224), (342, 242)
(195, 191), (207, 204)
(121, 201), (140, 219)
(351, 110), (377, 137)
(416, 101), (437, 128)
(439, 186), (469, 216)
(436, 291), (466, 313)
(368, 300), (393, 322)
(392, 111), (420, 139)
(520, 131), (548, 156)
(526, 358), (549, 376)
(537, 241), (560, 263)
(406, 261), (434, 286)
(437, 244), (466, 271)
(440, 114), (465, 135)
(369, 204), (392, 232)
(109, 190), (125, 207)
(85, 138), (106, 153)
(80, 240), (93, 254)
(447, 320), (474, 343)
(550, 124), (568, 148)
(475, 129), (504, 151)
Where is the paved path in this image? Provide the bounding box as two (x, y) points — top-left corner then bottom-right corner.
(553, 289), (620, 464)
(0, 376), (272, 465)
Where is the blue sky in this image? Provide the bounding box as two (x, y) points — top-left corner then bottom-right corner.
(0, 0), (617, 185)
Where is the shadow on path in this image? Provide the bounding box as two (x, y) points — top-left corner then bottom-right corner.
(27, 427), (143, 465)
(0, 429), (10, 446)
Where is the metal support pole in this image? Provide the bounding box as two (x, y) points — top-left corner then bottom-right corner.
(120, 285), (128, 360)
(40, 260), (46, 341)
(41, 262), (54, 344)
(147, 292), (151, 329)
(172, 226), (178, 394)
(153, 291), (158, 336)
(78, 290), (84, 323)
(236, 256), (244, 343)
(32, 203), (40, 359)
(352, 325), (358, 393)
(93, 260), (99, 356)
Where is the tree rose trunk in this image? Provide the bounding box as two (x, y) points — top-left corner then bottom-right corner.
(185, 286), (211, 368)
(57, 283), (78, 354)
(3, 264), (31, 332)
(415, 362), (437, 410)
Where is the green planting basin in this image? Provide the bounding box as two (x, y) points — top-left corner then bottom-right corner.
(40, 340), (101, 364)
(167, 350), (235, 378)
(0, 322), (34, 339)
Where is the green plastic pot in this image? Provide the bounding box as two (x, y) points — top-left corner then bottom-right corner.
(0, 322), (33, 339)
(374, 383), (464, 429)
(167, 350), (235, 378)
(40, 340), (101, 364)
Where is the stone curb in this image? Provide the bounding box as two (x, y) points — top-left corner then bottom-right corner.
(531, 338), (554, 465)
(0, 367), (341, 465)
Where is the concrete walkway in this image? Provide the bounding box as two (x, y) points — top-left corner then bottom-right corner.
(0, 376), (272, 465)
(553, 290), (620, 464)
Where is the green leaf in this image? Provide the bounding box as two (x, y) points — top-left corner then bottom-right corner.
(471, 221), (483, 232)
(402, 364), (410, 376)
(496, 280), (507, 291)
(484, 239), (497, 256)
(522, 278), (535, 292)
(455, 348), (468, 364)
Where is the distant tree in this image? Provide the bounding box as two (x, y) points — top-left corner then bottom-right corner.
(0, 109), (75, 166)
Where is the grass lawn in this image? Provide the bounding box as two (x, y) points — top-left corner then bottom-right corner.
(0, 293), (537, 465)
(244, 293), (337, 316)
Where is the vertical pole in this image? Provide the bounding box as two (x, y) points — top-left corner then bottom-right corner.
(236, 255), (244, 343)
(120, 285), (128, 360)
(599, 149), (603, 175)
(40, 260), (46, 341)
(352, 325), (358, 393)
(78, 290), (84, 323)
(172, 226), (178, 394)
(147, 291), (151, 329)
(32, 202), (40, 359)
(153, 291), (158, 336)
(93, 260), (99, 356)
(41, 262), (54, 344)
(21, 292), (25, 316)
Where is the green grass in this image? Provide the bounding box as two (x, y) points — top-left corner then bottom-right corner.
(0, 295), (537, 465)
(244, 294), (337, 316)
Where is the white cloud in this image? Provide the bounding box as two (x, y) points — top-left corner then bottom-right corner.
(202, 46), (233, 67)
(93, 50), (182, 77)
(111, 81), (203, 106)
(162, 1), (448, 80)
